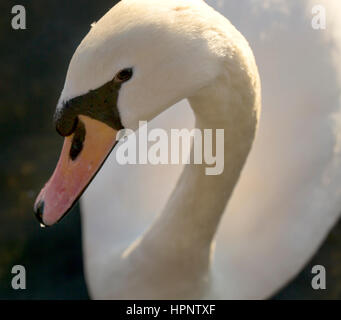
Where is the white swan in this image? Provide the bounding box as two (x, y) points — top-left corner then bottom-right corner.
(34, 0), (341, 299)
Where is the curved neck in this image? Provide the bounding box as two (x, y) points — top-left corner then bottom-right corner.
(136, 71), (259, 266)
(83, 65), (260, 299)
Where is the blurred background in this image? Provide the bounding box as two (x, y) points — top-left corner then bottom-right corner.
(0, 0), (340, 299)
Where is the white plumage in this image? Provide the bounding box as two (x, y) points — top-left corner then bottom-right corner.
(66, 0), (341, 299)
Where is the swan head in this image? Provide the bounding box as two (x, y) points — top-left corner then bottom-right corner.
(58, 0), (226, 130)
(34, 0), (258, 226)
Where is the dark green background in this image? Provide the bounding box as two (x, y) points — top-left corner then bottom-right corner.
(0, 0), (340, 299)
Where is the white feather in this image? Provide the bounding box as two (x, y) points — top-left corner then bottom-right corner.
(73, 0), (341, 299)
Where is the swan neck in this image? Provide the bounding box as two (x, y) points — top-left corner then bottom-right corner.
(140, 73), (259, 261)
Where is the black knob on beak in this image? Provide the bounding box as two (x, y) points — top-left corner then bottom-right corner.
(54, 101), (78, 137)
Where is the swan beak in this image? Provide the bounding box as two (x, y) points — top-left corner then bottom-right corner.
(34, 115), (118, 226)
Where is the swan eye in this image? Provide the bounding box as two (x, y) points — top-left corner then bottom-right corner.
(115, 68), (133, 83)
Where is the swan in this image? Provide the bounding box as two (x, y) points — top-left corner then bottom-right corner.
(34, 0), (341, 299)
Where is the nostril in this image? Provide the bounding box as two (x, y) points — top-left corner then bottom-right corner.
(70, 120), (86, 161)
(34, 200), (46, 226)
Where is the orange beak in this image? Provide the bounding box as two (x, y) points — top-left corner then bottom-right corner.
(34, 115), (118, 226)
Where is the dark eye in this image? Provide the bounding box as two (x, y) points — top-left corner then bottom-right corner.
(115, 68), (133, 83)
